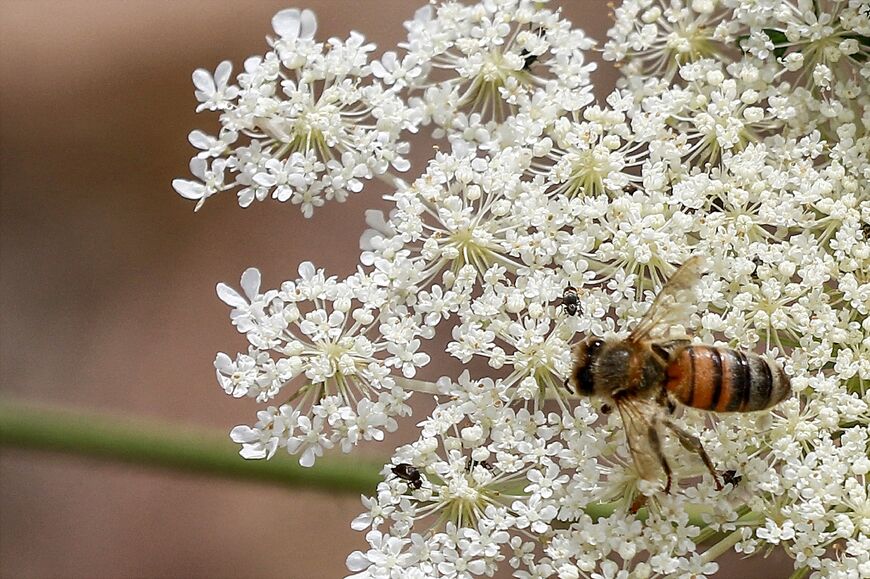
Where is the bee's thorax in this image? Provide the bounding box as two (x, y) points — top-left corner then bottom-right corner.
(571, 339), (666, 398)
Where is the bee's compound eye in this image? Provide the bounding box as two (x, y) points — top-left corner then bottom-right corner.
(589, 339), (604, 350)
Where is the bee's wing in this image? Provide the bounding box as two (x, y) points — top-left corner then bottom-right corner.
(628, 256), (705, 343)
(614, 395), (665, 485)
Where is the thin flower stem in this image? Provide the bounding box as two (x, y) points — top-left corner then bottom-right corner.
(788, 566), (811, 579)
(0, 397), (762, 547)
(374, 171), (403, 189)
(394, 377), (441, 394)
(0, 398), (382, 494)
(700, 529), (744, 564)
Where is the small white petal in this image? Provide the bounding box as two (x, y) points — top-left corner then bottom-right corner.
(191, 68), (215, 93)
(272, 8), (301, 39)
(214, 352), (233, 371)
(188, 130), (212, 149)
(240, 268), (261, 301)
(371, 60), (389, 79)
(346, 551), (369, 572)
(298, 261), (316, 280)
(252, 172), (277, 187)
(213, 60), (233, 87)
(351, 511), (372, 531)
(239, 445), (267, 460)
(216, 283), (247, 308)
(188, 157), (208, 179)
(364, 210), (392, 234)
(299, 9), (317, 39)
(229, 425), (258, 443)
(243, 55), (262, 73)
(172, 179), (205, 200)
(401, 364), (416, 378)
(299, 447), (316, 467)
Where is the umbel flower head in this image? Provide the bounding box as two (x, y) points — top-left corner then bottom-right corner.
(393, 0), (597, 147)
(178, 1), (870, 577)
(216, 263), (431, 464)
(173, 8), (419, 216)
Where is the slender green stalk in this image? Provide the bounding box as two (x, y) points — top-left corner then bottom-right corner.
(0, 398), (381, 494)
(0, 397), (752, 548)
(701, 529), (745, 564)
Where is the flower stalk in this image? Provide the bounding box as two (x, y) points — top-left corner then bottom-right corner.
(0, 398), (381, 493)
(0, 397), (740, 543)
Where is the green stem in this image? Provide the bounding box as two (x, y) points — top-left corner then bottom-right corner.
(701, 529), (744, 564)
(0, 398), (382, 494)
(0, 397), (759, 548)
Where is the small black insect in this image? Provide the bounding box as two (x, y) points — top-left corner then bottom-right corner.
(750, 256), (764, 279)
(722, 470), (742, 487)
(520, 49), (539, 70)
(466, 457), (494, 472)
(560, 286), (581, 316)
(391, 463), (423, 489)
(519, 26), (545, 70)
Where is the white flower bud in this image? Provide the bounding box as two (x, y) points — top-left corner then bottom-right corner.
(461, 425), (483, 445)
(641, 7), (661, 23)
(706, 70), (725, 86)
(743, 107), (764, 123)
(506, 293), (525, 313)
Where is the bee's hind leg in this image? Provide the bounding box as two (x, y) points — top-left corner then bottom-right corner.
(647, 425), (672, 494)
(663, 420), (723, 491)
(655, 389), (677, 416)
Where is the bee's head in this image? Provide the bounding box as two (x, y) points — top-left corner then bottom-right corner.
(569, 338), (604, 396)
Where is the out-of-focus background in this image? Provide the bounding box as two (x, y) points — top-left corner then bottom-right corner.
(0, 1), (794, 577)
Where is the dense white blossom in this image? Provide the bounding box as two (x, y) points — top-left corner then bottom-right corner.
(394, 0), (596, 147)
(174, 9), (418, 216)
(180, 1), (870, 577)
(216, 262), (430, 464)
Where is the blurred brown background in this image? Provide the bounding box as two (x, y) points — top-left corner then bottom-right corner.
(0, 1), (793, 578)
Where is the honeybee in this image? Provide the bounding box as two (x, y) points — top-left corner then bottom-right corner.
(391, 463), (423, 490)
(567, 256), (791, 503)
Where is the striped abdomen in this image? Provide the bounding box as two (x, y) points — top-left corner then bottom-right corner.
(665, 346), (791, 412)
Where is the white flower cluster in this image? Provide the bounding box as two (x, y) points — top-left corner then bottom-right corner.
(173, 9), (418, 216)
(185, 1), (870, 577)
(348, 371), (730, 578)
(392, 0), (596, 147)
(216, 263), (430, 465)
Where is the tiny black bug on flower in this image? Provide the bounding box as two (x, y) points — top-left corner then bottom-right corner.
(465, 457), (494, 472)
(559, 286), (581, 316)
(519, 26), (545, 71)
(722, 470), (742, 487)
(391, 463), (423, 489)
